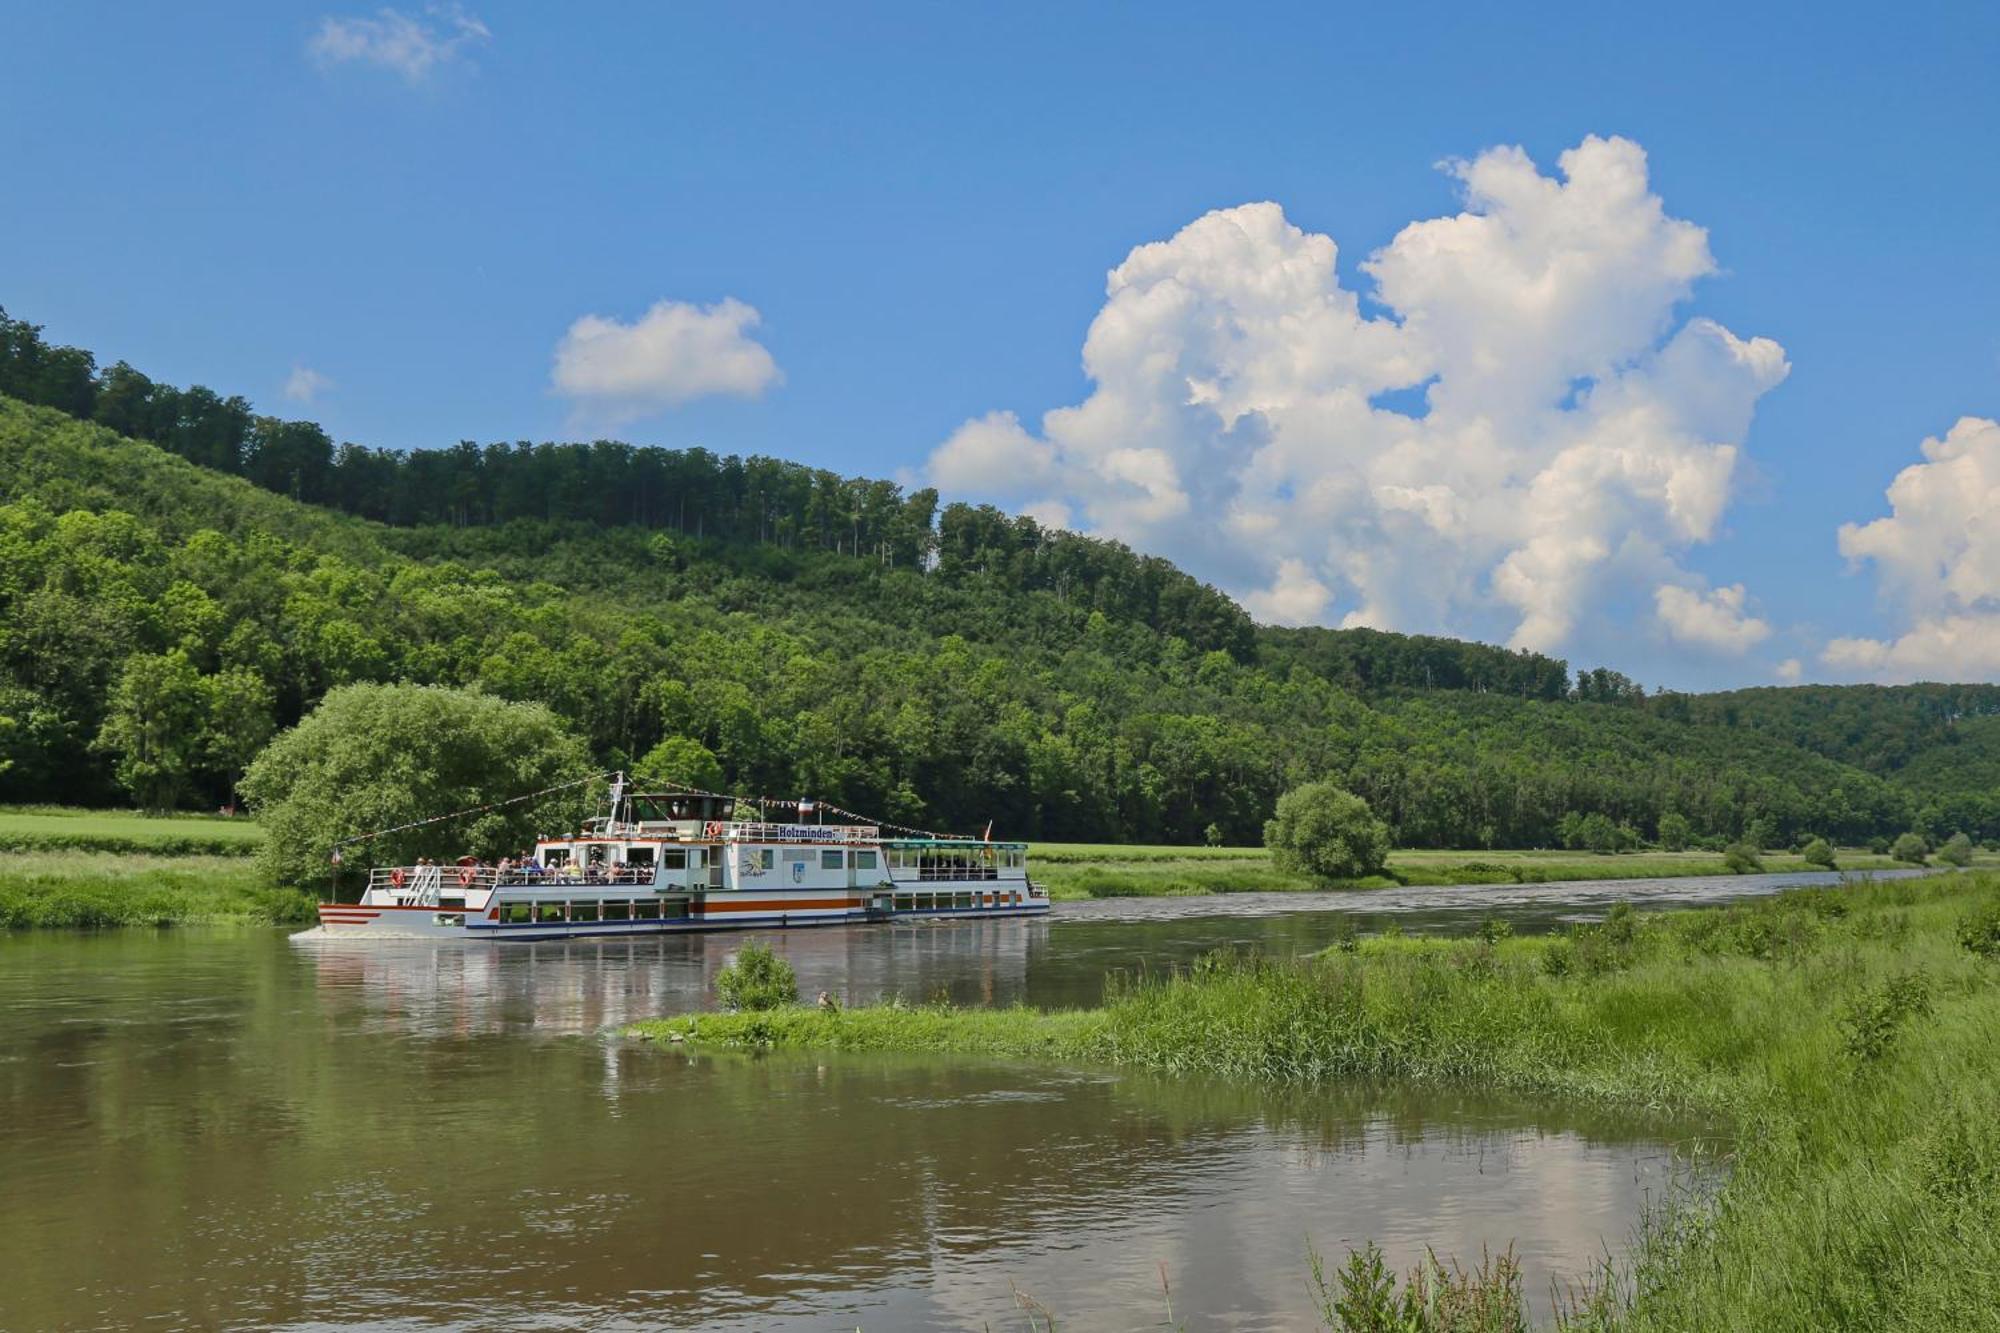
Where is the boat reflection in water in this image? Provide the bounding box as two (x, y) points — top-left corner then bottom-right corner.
(302, 915), (1044, 1038)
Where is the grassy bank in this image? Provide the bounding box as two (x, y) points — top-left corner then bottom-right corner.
(0, 850), (312, 928)
(634, 874), (2000, 1329)
(1029, 840), (1934, 899)
(0, 806), (264, 856)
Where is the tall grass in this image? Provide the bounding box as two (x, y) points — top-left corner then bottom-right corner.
(0, 851), (311, 927)
(635, 874), (2000, 1328)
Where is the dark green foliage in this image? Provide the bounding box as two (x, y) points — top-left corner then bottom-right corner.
(716, 942), (799, 1011)
(1722, 842), (1763, 874)
(1840, 971), (1932, 1065)
(1958, 904), (2000, 960)
(240, 684), (593, 886)
(1891, 832), (1929, 864)
(1656, 811), (1691, 851)
(1801, 838), (1836, 869)
(1476, 916), (1513, 944)
(1266, 784), (1391, 882)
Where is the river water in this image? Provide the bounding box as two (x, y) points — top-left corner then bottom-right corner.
(0, 870), (1881, 1330)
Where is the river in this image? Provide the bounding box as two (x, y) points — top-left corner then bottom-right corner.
(1, 870), (1880, 1329)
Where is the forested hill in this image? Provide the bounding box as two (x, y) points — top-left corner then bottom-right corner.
(3, 393), (1994, 847)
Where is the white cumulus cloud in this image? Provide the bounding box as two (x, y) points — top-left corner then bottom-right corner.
(282, 365), (333, 404)
(309, 5), (490, 83)
(1826, 417), (2000, 681)
(1654, 583), (1770, 654)
(924, 136), (1788, 656)
(551, 298), (783, 424)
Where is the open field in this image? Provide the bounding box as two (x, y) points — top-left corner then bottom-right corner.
(0, 850), (312, 928)
(0, 806), (264, 856)
(636, 873), (2000, 1329)
(1026, 840), (1956, 899)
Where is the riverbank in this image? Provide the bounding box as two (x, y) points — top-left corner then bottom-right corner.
(634, 873), (2000, 1329)
(1028, 840), (1937, 899)
(0, 851), (313, 928)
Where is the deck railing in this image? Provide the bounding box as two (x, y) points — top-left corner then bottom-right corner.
(720, 822), (881, 844)
(365, 865), (500, 904)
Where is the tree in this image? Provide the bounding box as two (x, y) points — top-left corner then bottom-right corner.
(633, 735), (726, 792)
(1723, 842), (1764, 874)
(202, 668), (274, 805)
(1890, 832), (1928, 865)
(1657, 811), (1692, 852)
(1802, 837), (1836, 869)
(240, 684), (593, 886)
(1938, 832), (1974, 868)
(93, 651), (209, 810)
(1265, 782), (1391, 883)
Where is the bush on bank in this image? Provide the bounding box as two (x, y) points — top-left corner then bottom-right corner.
(634, 873), (2000, 1330)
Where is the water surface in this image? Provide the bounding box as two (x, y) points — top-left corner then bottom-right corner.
(0, 872), (1796, 1328)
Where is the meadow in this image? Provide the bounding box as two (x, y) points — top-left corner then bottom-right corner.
(1027, 840), (1929, 899)
(636, 872), (2000, 1329)
(0, 806), (263, 856)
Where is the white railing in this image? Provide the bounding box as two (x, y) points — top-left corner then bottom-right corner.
(365, 865), (500, 904)
(509, 865), (659, 887)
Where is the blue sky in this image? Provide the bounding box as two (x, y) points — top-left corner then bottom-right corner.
(2, 2), (1996, 688)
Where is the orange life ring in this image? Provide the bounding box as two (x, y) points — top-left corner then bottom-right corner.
(389, 868), (406, 889)
(456, 865), (475, 888)
(703, 821), (722, 839)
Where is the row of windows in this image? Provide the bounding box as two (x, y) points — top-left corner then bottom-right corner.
(886, 848), (1026, 870)
(896, 891), (1025, 910)
(497, 899), (692, 925)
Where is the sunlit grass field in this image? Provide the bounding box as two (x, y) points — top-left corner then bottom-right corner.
(0, 805), (264, 855)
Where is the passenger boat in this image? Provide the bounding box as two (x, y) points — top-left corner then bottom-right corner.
(300, 776), (1049, 940)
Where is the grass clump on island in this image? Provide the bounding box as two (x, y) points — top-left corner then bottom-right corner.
(635, 874), (2000, 1329)
(0, 850), (313, 928)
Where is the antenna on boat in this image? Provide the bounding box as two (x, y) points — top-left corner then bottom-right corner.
(607, 770), (628, 829)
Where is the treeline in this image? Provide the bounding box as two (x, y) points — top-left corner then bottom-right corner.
(5, 398), (1996, 849)
(1260, 626), (1568, 700)
(0, 307), (1253, 659)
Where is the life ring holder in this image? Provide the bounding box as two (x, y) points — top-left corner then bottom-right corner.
(703, 820), (723, 839)
(389, 868), (406, 890)
(456, 865), (476, 888)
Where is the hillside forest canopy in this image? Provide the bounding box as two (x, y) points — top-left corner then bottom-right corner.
(3, 304), (1999, 852)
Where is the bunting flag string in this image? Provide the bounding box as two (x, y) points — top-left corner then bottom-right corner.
(329, 771), (614, 860)
(632, 776), (982, 842)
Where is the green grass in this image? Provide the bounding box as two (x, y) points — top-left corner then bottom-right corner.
(634, 874), (2000, 1329)
(0, 850), (311, 928)
(0, 806), (264, 856)
(1027, 840), (1935, 900)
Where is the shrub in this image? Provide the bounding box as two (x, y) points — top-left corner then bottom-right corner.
(1264, 783), (1391, 882)
(1958, 904), (2000, 960)
(1840, 971), (1932, 1065)
(1723, 842), (1763, 874)
(715, 942), (799, 1011)
(1656, 811), (1692, 852)
(1540, 939), (1573, 977)
(1801, 838), (1836, 869)
(1891, 832), (1929, 865)
(1476, 916), (1513, 944)
(1329, 914), (1361, 953)
(1867, 835), (1890, 856)
(1938, 832), (1974, 868)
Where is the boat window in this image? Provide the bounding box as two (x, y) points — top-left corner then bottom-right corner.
(662, 900), (689, 920)
(956, 892), (973, 909)
(544, 848), (570, 867)
(572, 901), (600, 922)
(626, 847), (654, 866)
(602, 901), (630, 921)
(503, 903), (532, 924)
(662, 849), (687, 870)
(854, 850), (878, 871)
(536, 902), (566, 923)
(820, 849), (844, 870)
(633, 900), (660, 920)
(759, 848), (776, 870)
